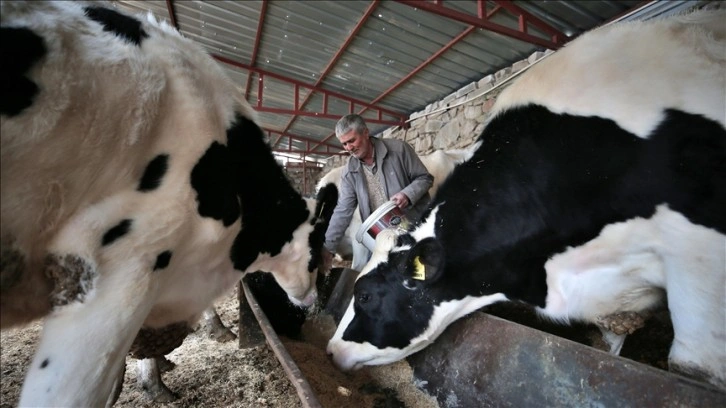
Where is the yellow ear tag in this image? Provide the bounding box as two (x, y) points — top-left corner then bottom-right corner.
(412, 256), (426, 281)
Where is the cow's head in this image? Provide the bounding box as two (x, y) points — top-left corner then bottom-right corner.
(191, 105), (338, 308)
(327, 207), (506, 370)
(261, 183), (338, 307)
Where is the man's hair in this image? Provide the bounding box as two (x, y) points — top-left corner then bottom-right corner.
(335, 114), (368, 138)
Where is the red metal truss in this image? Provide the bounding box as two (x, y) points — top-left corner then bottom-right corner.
(264, 129), (347, 156)
(244, 0), (268, 101)
(213, 55), (408, 128)
(165, 0), (178, 29)
(395, 0), (570, 49)
(310, 21), (478, 151)
(273, 0), (381, 148)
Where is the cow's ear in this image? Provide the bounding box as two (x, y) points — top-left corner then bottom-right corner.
(405, 238), (445, 284)
(314, 183), (338, 223)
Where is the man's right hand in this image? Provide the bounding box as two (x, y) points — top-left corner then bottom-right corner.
(321, 249), (334, 273)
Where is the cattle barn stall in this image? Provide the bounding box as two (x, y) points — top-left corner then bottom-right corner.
(3, 0), (726, 407)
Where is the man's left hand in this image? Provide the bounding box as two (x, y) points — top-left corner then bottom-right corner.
(391, 192), (410, 209)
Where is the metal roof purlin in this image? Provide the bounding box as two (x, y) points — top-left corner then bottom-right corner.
(244, 0), (268, 102)
(212, 55), (407, 125)
(273, 0), (381, 148)
(395, 0), (568, 49)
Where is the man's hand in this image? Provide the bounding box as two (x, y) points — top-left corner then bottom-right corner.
(390, 192), (410, 209)
(321, 249), (334, 273)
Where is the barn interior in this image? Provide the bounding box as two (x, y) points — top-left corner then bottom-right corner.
(1, 1), (724, 407)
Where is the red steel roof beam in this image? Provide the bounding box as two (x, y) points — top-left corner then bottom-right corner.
(275, 0), (381, 146)
(395, 0), (567, 49)
(258, 106), (403, 126)
(212, 54), (407, 126)
(369, 25), (475, 110)
(492, 1), (570, 45)
(165, 0), (178, 30)
(310, 24), (476, 151)
(266, 129), (348, 156)
(479, 1), (504, 20)
(244, 0), (268, 102)
(274, 146), (348, 156)
(214, 55), (407, 123)
(265, 129), (342, 150)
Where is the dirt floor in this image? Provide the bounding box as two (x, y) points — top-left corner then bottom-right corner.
(0, 285), (438, 408)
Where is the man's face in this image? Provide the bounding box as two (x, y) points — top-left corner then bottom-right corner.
(338, 128), (371, 160)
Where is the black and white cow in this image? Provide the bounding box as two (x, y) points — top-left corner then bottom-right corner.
(0, 2), (336, 406)
(327, 10), (726, 389)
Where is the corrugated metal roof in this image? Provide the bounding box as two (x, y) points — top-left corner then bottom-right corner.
(110, 0), (713, 163)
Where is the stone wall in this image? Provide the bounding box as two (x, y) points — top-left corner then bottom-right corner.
(322, 50), (552, 174)
(284, 164), (324, 197)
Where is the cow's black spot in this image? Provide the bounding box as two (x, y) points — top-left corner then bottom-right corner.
(0, 27), (46, 116)
(138, 154), (169, 192)
(191, 142), (239, 226)
(396, 234), (416, 248)
(40, 358), (49, 369)
(153, 251), (172, 271)
(307, 184), (338, 272)
(102, 219), (132, 246)
(191, 114), (309, 271)
(84, 6), (148, 46)
(245, 272), (307, 339)
(227, 115), (309, 271)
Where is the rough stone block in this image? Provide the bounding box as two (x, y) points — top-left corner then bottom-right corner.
(442, 93), (457, 105)
(455, 82), (478, 98)
(528, 50), (547, 64)
(415, 135), (433, 153)
(512, 59), (529, 73)
(464, 105), (481, 120)
(435, 119), (461, 150)
(460, 119), (477, 139)
(495, 67), (512, 81)
(424, 120), (445, 134)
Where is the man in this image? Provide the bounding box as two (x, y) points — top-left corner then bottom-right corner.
(322, 114), (433, 271)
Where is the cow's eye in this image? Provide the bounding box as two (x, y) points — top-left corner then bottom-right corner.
(358, 293), (370, 304)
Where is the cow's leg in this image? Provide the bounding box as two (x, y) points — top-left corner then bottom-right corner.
(596, 311), (648, 355)
(129, 321), (192, 402)
(157, 355), (176, 372)
(19, 254), (156, 407)
(597, 328), (627, 355)
(105, 359), (126, 408)
(137, 358), (178, 402)
(658, 219), (726, 388)
(201, 306), (236, 342)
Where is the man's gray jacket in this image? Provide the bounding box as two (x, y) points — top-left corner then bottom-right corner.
(324, 137), (433, 253)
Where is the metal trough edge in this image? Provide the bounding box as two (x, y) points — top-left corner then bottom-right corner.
(406, 312), (726, 407)
(238, 281), (322, 408)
